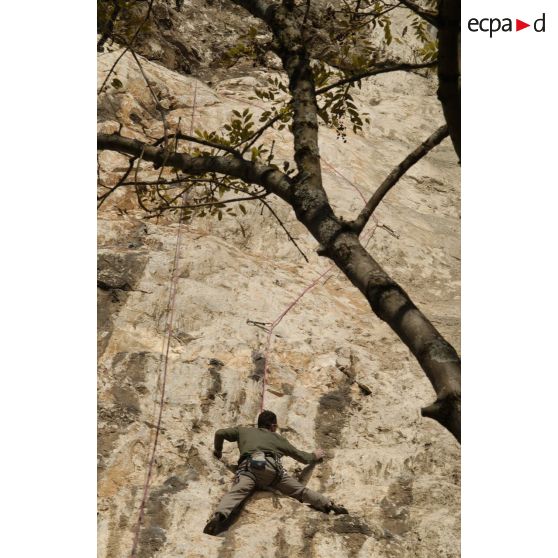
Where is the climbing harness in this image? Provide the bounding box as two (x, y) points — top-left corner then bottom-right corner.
(235, 450), (286, 487)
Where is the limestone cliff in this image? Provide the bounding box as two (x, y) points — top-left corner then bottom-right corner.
(97, 4), (460, 556)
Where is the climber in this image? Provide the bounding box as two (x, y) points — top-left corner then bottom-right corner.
(203, 410), (348, 536)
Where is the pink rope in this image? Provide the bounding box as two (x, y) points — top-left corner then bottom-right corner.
(258, 219), (379, 414)
(259, 264), (334, 412)
(130, 82), (198, 558)
(255, 158), (381, 414)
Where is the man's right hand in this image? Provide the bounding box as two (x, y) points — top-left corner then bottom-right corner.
(313, 448), (325, 461)
(213, 449), (222, 459)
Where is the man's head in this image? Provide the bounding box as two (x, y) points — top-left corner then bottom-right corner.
(258, 410), (278, 432)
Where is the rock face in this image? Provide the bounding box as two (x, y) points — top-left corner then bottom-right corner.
(97, 17), (460, 558)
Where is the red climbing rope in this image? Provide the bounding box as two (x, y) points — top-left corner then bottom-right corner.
(257, 219), (378, 414)
(130, 82), (198, 558)
(259, 264), (334, 413)
(239, 93), (384, 413)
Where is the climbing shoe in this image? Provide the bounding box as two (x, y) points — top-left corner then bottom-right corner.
(203, 512), (227, 536)
(327, 502), (349, 515)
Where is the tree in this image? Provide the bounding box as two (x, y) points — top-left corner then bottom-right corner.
(97, 0), (461, 441)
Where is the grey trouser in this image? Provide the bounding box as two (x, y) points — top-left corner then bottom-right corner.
(215, 461), (331, 519)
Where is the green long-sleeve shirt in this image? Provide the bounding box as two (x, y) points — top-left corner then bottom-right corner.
(214, 426), (317, 464)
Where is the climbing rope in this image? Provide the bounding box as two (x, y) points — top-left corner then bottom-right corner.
(224, 92), (389, 417)
(259, 264), (334, 413)
(129, 82), (198, 558)
(257, 220), (378, 414)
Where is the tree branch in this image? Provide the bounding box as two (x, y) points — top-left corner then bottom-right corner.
(154, 132), (244, 159)
(327, 230), (461, 442)
(143, 191), (270, 216)
(97, 155), (137, 208)
(97, 0), (121, 52)
(97, 0), (156, 96)
(331, 3), (402, 42)
(97, 133), (293, 203)
(421, 387), (460, 440)
(98, 133), (308, 260)
(120, 176), (258, 187)
(351, 124), (448, 233)
(260, 199), (309, 262)
(315, 61), (437, 97)
(231, 0), (276, 23)
(398, 0), (440, 28)
(227, 61), (436, 156)
(239, 111), (286, 153)
(231, 0), (337, 243)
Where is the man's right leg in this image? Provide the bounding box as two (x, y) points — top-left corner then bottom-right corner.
(274, 473), (334, 512)
(215, 473), (255, 519)
(204, 473), (256, 535)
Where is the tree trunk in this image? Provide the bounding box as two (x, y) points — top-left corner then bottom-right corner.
(286, 190), (461, 442)
(437, 0), (461, 159)
(328, 231), (461, 441)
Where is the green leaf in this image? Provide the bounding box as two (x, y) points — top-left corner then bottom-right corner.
(111, 78), (123, 89)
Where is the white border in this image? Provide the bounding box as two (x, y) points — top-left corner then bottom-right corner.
(1, 1), (557, 556)
(463, 1), (557, 556)
(1, 2), (96, 556)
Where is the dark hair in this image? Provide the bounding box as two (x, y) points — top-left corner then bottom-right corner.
(258, 410), (277, 430)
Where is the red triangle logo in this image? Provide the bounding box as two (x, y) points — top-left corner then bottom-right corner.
(516, 19), (530, 31)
